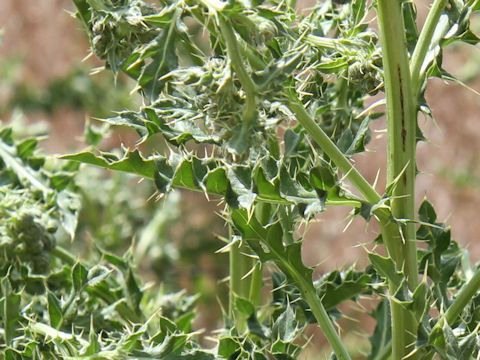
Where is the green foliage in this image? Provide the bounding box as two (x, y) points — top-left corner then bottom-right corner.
(1, 246), (215, 358)
(1, 64), (135, 117)
(64, 0), (480, 358)
(218, 301), (305, 359)
(0, 126), (304, 360)
(71, 0), (381, 159)
(0, 127), (79, 296)
(2, 0), (480, 358)
(62, 145), (360, 216)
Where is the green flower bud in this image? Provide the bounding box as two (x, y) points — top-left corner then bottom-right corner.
(31, 253), (51, 274)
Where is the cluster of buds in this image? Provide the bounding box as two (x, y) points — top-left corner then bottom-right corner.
(8, 212), (57, 274)
(90, 0), (158, 70)
(346, 47), (383, 95)
(160, 56), (243, 142)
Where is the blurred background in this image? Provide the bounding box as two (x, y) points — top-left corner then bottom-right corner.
(1, 1), (480, 358)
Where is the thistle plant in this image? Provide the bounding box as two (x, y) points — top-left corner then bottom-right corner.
(0, 126), (227, 359)
(3, 0), (480, 358)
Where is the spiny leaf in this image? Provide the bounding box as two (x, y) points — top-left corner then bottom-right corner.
(64, 149), (360, 215)
(61, 149), (156, 179)
(271, 305), (300, 343)
(0, 129), (79, 239)
(368, 252), (402, 290)
(231, 208), (313, 286)
(317, 268), (373, 310)
(47, 292), (63, 329)
(368, 300), (391, 360)
(72, 262), (88, 293)
(1, 277), (21, 346)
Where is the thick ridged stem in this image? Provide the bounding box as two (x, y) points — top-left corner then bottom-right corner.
(377, 0), (420, 358)
(377, 0), (419, 291)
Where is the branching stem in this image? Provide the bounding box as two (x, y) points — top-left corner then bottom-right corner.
(52, 246), (77, 265)
(436, 267), (480, 330)
(288, 98), (404, 271)
(410, 0), (447, 93)
(288, 100), (381, 205)
(218, 16), (257, 131)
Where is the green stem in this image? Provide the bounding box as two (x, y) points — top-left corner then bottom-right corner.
(239, 250), (255, 300)
(438, 267), (480, 329)
(286, 104), (416, 360)
(245, 203), (270, 306)
(306, 34), (363, 50)
(228, 226), (255, 332)
(248, 262), (263, 307)
(52, 246), (77, 265)
(235, 207), (351, 359)
(288, 99), (381, 205)
(218, 16), (257, 131)
(264, 232), (351, 359)
(229, 230), (242, 316)
(288, 103), (414, 360)
(288, 98), (404, 269)
(377, 0), (418, 291)
(336, 78), (349, 111)
(287, 0), (297, 10)
(410, 0), (446, 93)
(300, 283), (351, 360)
(377, 0), (420, 358)
(422, 268), (480, 360)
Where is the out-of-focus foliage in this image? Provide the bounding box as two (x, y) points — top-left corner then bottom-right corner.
(0, 62), (135, 118)
(0, 128), (215, 358)
(2, 0), (480, 358)
(0, 130), (307, 360)
(75, 166), (229, 296)
(64, 0), (480, 358)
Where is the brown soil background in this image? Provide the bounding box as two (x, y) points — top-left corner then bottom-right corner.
(1, 1), (480, 358)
